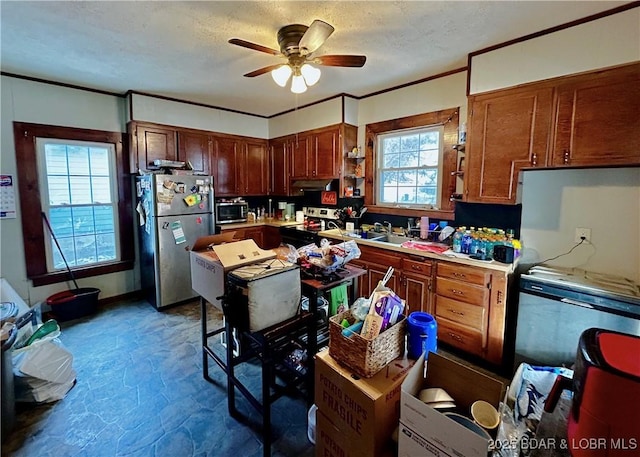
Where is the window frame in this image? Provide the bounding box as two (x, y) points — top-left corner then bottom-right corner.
(375, 125), (445, 210)
(14, 122), (134, 287)
(363, 108), (460, 217)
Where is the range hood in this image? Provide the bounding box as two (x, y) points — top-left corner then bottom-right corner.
(291, 179), (333, 191)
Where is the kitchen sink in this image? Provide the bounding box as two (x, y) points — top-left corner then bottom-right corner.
(369, 233), (414, 245)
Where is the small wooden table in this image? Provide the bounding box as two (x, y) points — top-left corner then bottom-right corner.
(300, 263), (367, 401)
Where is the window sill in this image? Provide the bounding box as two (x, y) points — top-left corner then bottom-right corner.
(365, 205), (455, 221)
(30, 260), (135, 287)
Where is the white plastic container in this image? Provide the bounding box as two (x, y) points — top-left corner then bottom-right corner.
(307, 404), (317, 444)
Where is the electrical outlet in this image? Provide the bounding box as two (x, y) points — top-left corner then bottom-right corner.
(574, 227), (591, 243)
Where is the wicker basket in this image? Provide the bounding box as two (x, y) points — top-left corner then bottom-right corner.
(328, 309), (406, 378)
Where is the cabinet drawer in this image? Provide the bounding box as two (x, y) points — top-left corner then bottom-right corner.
(359, 245), (403, 269)
(435, 277), (488, 305)
(437, 318), (484, 357)
(437, 262), (488, 286)
(435, 295), (485, 330)
(402, 258), (433, 276)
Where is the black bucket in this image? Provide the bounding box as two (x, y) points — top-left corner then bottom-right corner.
(46, 287), (100, 322)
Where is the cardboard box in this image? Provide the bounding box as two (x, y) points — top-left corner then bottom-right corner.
(399, 352), (505, 457)
(315, 349), (414, 457)
(190, 237), (275, 310)
(316, 409), (394, 457)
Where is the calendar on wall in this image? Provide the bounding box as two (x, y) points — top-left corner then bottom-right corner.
(0, 175), (17, 219)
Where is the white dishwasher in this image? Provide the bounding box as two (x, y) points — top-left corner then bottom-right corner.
(514, 265), (640, 369)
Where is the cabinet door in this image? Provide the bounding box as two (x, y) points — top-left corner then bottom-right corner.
(177, 130), (210, 175)
(312, 129), (339, 178)
(133, 124), (177, 172)
(348, 259), (369, 299)
(212, 136), (239, 196)
(401, 271), (432, 316)
(269, 139), (289, 196)
(262, 226), (282, 250)
(242, 139), (268, 195)
(466, 86), (553, 204)
(367, 262), (399, 297)
(552, 63), (640, 167)
(290, 135), (310, 179)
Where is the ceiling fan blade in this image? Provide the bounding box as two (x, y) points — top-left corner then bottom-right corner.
(228, 38), (280, 56)
(243, 64), (285, 78)
(313, 55), (367, 67)
(299, 20), (334, 56)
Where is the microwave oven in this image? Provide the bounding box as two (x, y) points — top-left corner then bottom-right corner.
(215, 201), (248, 224)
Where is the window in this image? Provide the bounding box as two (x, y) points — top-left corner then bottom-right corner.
(376, 126), (443, 208)
(14, 122), (134, 286)
(363, 108), (459, 215)
(37, 139), (120, 271)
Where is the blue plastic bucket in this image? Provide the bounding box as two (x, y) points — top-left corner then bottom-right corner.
(407, 312), (437, 359)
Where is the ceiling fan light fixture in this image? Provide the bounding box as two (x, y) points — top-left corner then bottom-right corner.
(300, 63), (321, 86)
(291, 74), (307, 93)
(271, 64), (292, 87)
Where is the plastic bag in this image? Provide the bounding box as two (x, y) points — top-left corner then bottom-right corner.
(12, 336), (76, 403)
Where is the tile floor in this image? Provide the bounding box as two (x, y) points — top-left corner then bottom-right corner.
(2, 298), (315, 457)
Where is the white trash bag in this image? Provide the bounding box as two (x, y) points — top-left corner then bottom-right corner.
(12, 336), (76, 403)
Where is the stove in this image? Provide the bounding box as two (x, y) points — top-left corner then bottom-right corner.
(279, 207), (340, 247)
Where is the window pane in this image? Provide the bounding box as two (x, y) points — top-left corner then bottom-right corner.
(400, 134), (419, 152)
(69, 176), (92, 204)
(44, 144), (69, 174)
(91, 177), (112, 203)
(72, 206), (95, 235)
(94, 206), (114, 234)
(67, 145), (90, 175)
(377, 125), (442, 208)
(89, 148), (110, 176)
(52, 236), (76, 269)
(49, 207), (73, 238)
(47, 176), (71, 205)
(75, 235), (97, 265)
(97, 233), (116, 261)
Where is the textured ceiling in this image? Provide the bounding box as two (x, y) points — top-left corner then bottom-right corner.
(0, 1), (629, 117)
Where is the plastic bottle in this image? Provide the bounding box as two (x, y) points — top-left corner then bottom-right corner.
(462, 229), (472, 254)
(452, 228), (464, 253)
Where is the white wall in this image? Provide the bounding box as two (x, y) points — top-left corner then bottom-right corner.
(470, 7), (640, 94)
(356, 71), (468, 149)
(131, 93), (269, 138)
(268, 97), (342, 138)
(519, 168), (640, 282)
(0, 76), (136, 305)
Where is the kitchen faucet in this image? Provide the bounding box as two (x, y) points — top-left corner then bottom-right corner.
(383, 221), (392, 234)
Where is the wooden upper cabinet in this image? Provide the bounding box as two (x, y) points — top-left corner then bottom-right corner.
(177, 130), (210, 175)
(269, 139), (289, 196)
(466, 85), (554, 204)
(212, 136), (239, 196)
(129, 123), (177, 173)
(312, 128), (339, 178)
(240, 139), (268, 195)
(290, 135), (310, 179)
(551, 63), (640, 167)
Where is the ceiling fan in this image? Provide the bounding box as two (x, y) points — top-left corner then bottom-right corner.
(229, 20), (366, 93)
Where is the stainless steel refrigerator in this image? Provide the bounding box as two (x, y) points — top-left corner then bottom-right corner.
(136, 173), (215, 309)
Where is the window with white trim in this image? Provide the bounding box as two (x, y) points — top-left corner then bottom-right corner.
(37, 138), (120, 272)
(376, 125), (444, 209)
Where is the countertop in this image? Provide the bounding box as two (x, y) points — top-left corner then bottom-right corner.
(318, 228), (517, 273)
(217, 222), (517, 273)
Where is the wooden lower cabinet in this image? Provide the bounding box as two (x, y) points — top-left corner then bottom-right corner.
(230, 227), (265, 249)
(434, 262), (507, 365)
(262, 226), (282, 250)
(346, 243), (510, 366)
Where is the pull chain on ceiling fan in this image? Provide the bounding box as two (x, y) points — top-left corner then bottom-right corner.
(229, 19), (366, 93)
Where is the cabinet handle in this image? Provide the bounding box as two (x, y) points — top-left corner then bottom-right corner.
(497, 290), (503, 304)
(563, 150), (570, 164)
(448, 332), (464, 342)
(448, 308), (464, 316)
(450, 289), (464, 296)
(411, 265), (423, 272)
(531, 152), (538, 166)
(453, 272), (467, 279)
